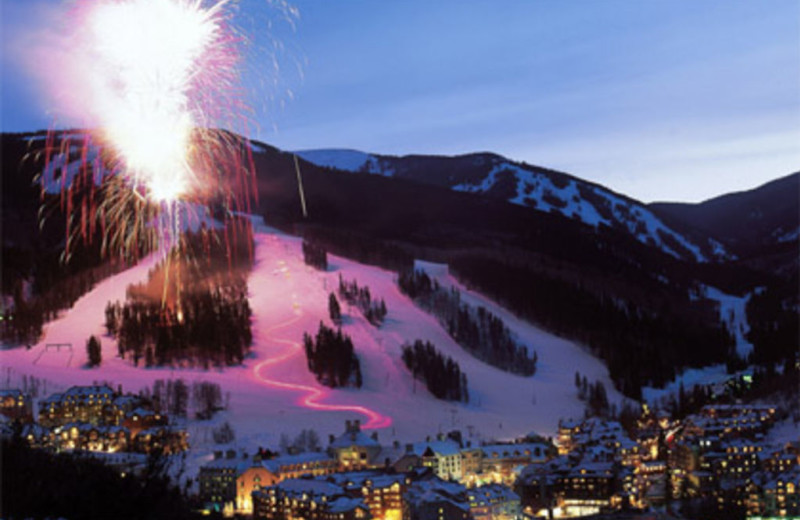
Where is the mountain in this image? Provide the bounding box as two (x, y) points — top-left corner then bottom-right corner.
(251, 141), (763, 397)
(296, 149), (729, 263)
(2, 130), (790, 399)
(650, 173), (799, 275)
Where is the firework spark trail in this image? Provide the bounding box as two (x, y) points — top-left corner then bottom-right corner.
(253, 311), (393, 430)
(82, 0), (235, 203)
(33, 0), (261, 268)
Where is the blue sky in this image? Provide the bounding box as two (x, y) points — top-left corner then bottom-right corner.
(2, 0), (798, 202)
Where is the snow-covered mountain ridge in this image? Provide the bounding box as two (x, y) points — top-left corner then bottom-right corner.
(296, 149), (728, 263)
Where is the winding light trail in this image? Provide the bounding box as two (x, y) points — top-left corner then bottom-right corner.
(252, 301), (392, 430)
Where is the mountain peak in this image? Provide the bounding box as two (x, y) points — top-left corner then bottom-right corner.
(296, 147), (731, 263)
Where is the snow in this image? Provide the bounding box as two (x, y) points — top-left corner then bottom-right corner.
(776, 226), (800, 243)
(298, 150), (721, 262)
(708, 238), (733, 260)
(451, 161), (713, 261)
(598, 190), (707, 262)
(453, 163), (610, 228)
(41, 144), (104, 194)
(0, 224), (626, 462)
(248, 140), (268, 152)
(643, 284), (757, 404)
(295, 149), (390, 176)
(702, 285), (754, 359)
(763, 417), (800, 447)
(641, 364), (730, 404)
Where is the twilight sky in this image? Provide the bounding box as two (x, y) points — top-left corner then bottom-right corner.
(1, 0), (798, 202)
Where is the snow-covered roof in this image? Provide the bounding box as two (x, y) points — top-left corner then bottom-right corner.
(276, 478), (343, 497)
(568, 460), (614, 478)
(64, 385), (115, 398)
(411, 440), (460, 457)
(468, 483), (520, 503)
(330, 430), (380, 449)
(202, 457), (252, 472)
(113, 395), (140, 407)
(125, 407), (157, 419)
(263, 452), (334, 472)
(325, 470), (406, 491)
(480, 442), (547, 458)
(22, 423), (51, 439)
(405, 478), (470, 511)
(326, 496), (368, 513)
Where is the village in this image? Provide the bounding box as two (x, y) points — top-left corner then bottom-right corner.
(1, 384), (797, 519)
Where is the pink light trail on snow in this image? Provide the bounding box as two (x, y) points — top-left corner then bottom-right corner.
(253, 312), (392, 430)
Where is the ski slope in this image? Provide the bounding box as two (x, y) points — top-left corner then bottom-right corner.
(0, 221), (625, 451)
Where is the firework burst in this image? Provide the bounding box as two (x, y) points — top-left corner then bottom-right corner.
(36, 0), (258, 267)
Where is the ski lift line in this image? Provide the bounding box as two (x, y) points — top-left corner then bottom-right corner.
(294, 154), (308, 218)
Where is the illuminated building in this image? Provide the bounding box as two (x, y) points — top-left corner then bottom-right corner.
(0, 389), (32, 422)
(252, 478), (371, 520)
(746, 466), (800, 518)
(468, 483), (521, 520)
(330, 420), (382, 470)
(38, 385), (116, 427)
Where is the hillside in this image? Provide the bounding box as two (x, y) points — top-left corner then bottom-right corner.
(0, 220), (624, 443)
(651, 172), (799, 276)
(2, 130), (791, 400)
(296, 148), (729, 263)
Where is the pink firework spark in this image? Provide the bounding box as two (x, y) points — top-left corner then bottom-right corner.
(34, 0), (258, 262)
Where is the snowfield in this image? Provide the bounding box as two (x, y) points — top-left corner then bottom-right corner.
(702, 285), (754, 359)
(0, 221), (625, 453)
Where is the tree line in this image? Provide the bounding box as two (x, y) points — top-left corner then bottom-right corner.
(105, 221), (254, 368)
(1, 254), (130, 345)
(402, 339), (469, 402)
(303, 322), (363, 388)
(449, 256), (734, 398)
(574, 371), (610, 417)
(1, 438), (200, 520)
(137, 379), (228, 420)
(296, 225), (414, 273)
(398, 269), (537, 376)
(746, 279), (799, 367)
(105, 288), (252, 368)
(337, 274), (388, 326)
(302, 240), (328, 270)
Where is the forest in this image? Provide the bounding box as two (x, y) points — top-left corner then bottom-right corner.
(1, 133), (153, 345)
(337, 274), (388, 326)
(303, 322), (363, 388)
(1, 437), (201, 520)
(1, 244), (134, 346)
(105, 220), (254, 368)
(301, 240), (328, 270)
(402, 339), (469, 402)
(745, 276), (799, 366)
(398, 269), (537, 377)
(449, 256), (735, 398)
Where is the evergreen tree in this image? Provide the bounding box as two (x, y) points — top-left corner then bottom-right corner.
(86, 335), (102, 367)
(401, 340), (469, 402)
(302, 322), (362, 389)
(328, 293), (342, 324)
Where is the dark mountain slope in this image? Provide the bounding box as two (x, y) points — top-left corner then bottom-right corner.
(0, 131), (777, 397)
(297, 148), (731, 263)
(250, 140), (748, 396)
(650, 173), (799, 254)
